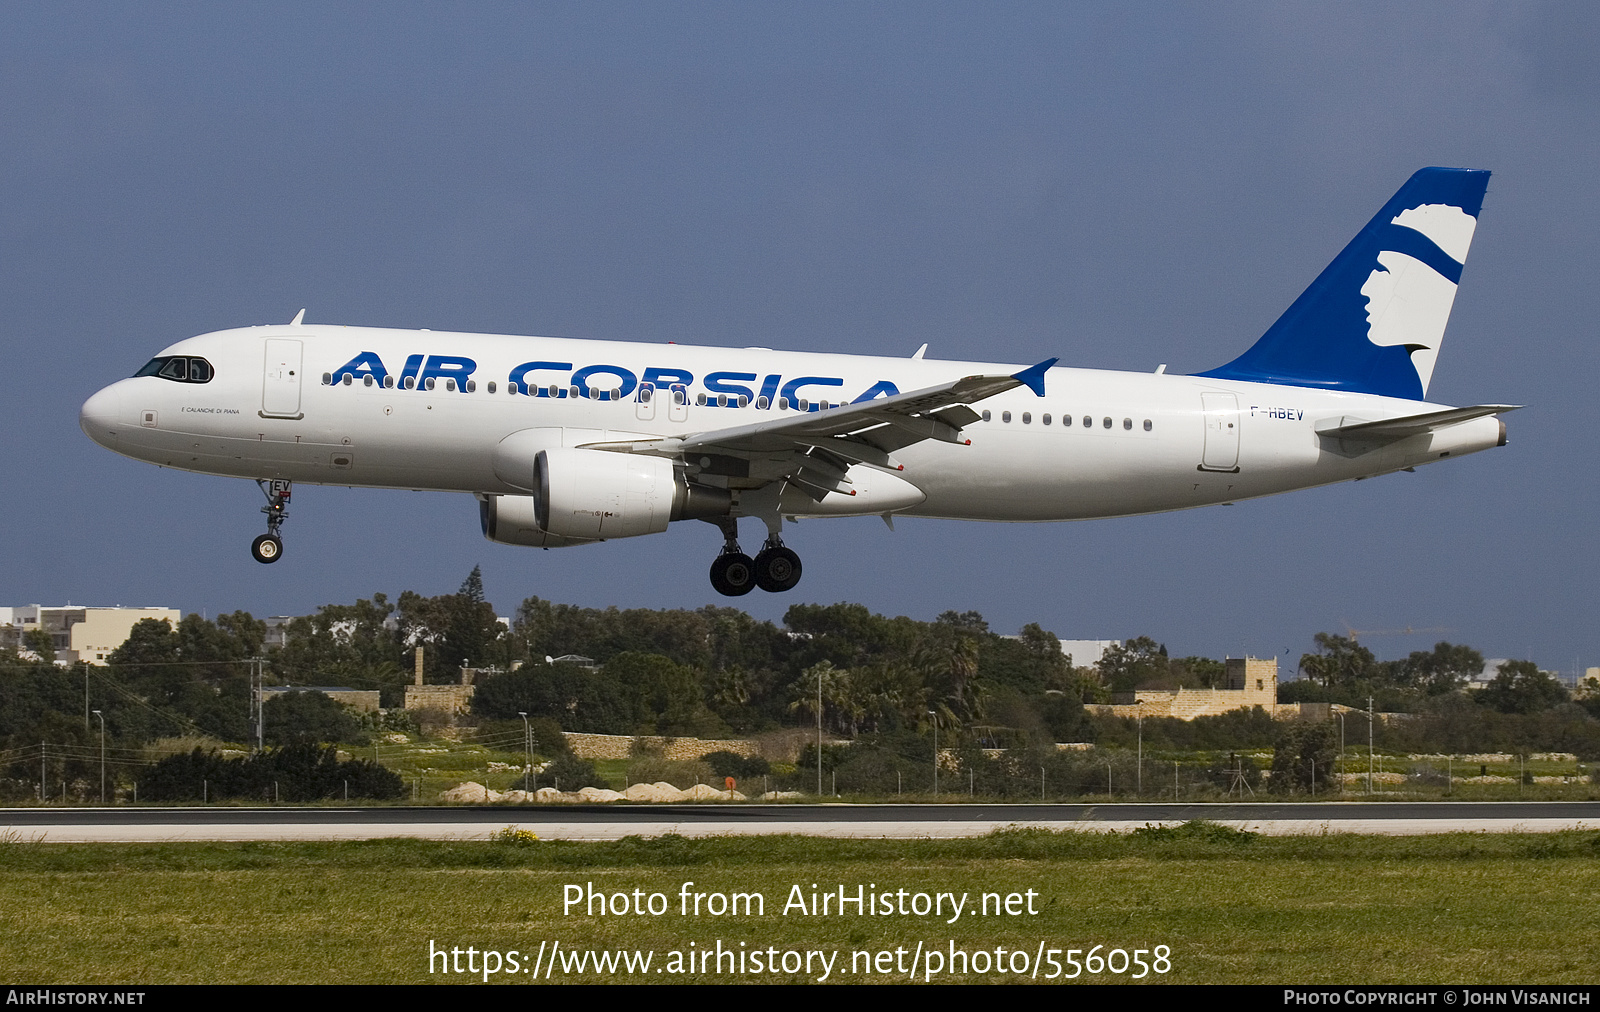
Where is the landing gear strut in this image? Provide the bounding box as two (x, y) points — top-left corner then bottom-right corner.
(251, 479), (291, 564)
(705, 519), (803, 596)
(707, 518), (754, 597)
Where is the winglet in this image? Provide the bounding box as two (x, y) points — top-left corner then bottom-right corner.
(1011, 358), (1057, 397)
(290, 309), (306, 326)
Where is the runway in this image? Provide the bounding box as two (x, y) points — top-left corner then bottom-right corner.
(5, 801), (1599, 842)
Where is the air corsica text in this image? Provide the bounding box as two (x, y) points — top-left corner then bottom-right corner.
(328, 352), (900, 409)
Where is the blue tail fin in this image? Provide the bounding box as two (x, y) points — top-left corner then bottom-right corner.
(1196, 167), (1490, 400)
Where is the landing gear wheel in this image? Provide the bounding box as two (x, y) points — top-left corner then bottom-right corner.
(251, 533), (283, 564)
(709, 553), (756, 596)
(253, 478), (291, 565)
(754, 545), (802, 593)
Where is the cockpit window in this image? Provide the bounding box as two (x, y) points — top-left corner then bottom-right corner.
(134, 357), (213, 383)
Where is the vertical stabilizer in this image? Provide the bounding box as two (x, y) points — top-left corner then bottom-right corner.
(1197, 167), (1489, 400)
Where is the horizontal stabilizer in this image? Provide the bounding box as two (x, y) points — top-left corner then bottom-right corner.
(1315, 404), (1519, 442)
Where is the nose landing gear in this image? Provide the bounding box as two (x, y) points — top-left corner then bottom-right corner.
(251, 479), (291, 564)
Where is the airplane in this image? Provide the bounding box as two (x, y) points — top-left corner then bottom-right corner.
(80, 167), (1515, 597)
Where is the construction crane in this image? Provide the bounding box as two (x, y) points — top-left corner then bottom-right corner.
(1339, 622), (1453, 646)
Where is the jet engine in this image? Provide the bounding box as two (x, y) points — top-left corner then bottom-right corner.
(478, 493), (596, 548)
(482, 447), (732, 545)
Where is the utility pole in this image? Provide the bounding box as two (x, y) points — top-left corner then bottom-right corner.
(929, 710), (938, 797)
(1136, 706), (1144, 796)
(1367, 696), (1375, 794)
(816, 671), (823, 796)
(1338, 711), (1345, 791)
(92, 710), (106, 803)
(253, 657), (265, 752)
(519, 712), (531, 792)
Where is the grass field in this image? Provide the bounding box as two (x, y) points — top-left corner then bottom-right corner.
(3, 825), (1598, 984)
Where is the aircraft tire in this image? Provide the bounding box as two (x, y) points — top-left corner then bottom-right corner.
(251, 534), (283, 564)
(709, 553), (756, 596)
(753, 546), (802, 593)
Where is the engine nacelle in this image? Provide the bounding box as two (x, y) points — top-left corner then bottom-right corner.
(479, 493), (596, 548)
(535, 447), (731, 540)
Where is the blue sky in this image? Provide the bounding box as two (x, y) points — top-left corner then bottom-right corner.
(5, 3), (1597, 674)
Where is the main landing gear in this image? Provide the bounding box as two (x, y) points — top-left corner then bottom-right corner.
(707, 519), (802, 596)
(251, 479), (291, 564)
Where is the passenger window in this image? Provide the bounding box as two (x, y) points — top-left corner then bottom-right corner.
(385, 376), (396, 389)
(1143, 419), (1152, 431)
(757, 396), (769, 409)
(1002, 411), (1012, 423)
(1043, 413), (1052, 425)
(363, 375), (374, 387)
(1123, 417), (1132, 430)
(425, 377), (436, 390)
(1102, 417), (1111, 429)
(981, 410), (991, 422)
(1082, 416), (1092, 428)
(486, 381), (495, 393)
(1022, 412), (1031, 424)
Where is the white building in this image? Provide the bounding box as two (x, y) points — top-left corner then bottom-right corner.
(0, 604), (181, 665)
(1056, 639), (1122, 668)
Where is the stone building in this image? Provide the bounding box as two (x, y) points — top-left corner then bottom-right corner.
(1091, 656), (1279, 720)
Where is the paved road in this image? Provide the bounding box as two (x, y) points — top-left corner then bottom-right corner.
(6, 801), (1599, 841)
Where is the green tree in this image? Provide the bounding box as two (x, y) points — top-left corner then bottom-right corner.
(1477, 660), (1569, 715)
(22, 628), (56, 664)
(1299, 633), (1376, 687)
(471, 661), (632, 733)
(263, 691), (365, 746)
(106, 615), (257, 740)
(1270, 720), (1339, 794)
(1395, 642), (1485, 695)
(272, 594), (403, 692)
(1096, 636), (1170, 693)
(444, 566), (501, 671)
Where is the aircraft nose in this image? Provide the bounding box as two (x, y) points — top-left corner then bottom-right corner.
(80, 384), (124, 447)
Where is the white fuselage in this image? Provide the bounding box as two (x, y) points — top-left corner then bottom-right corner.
(80, 324), (1505, 524)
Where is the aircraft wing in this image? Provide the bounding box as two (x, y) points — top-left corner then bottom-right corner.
(578, 358), (1056, 500)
